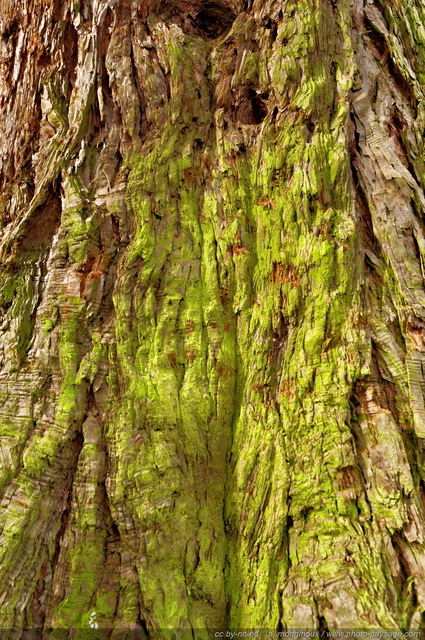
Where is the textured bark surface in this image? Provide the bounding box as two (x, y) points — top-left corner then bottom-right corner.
(1, 0), (425, 633)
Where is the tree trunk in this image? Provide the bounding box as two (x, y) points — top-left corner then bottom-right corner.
(1, 0), (425, 633)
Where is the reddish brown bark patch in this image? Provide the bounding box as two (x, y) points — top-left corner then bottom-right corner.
(217, 362), (234, 378)
(271, 262), (300, 286)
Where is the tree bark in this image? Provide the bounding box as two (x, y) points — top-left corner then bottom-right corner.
(1, 0), (425, 633)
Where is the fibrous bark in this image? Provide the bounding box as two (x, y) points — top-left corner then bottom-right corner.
(1, 0), (425, 634)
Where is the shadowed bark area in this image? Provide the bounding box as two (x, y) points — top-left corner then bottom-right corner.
(1, 0), (425, 634)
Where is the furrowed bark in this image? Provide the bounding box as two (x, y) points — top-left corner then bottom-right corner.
(1, 0), (425, 633)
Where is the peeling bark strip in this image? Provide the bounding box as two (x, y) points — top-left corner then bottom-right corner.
(1, 0), (425, 632)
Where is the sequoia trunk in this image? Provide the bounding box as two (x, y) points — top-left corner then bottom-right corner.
(1, 0), (425, 633)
